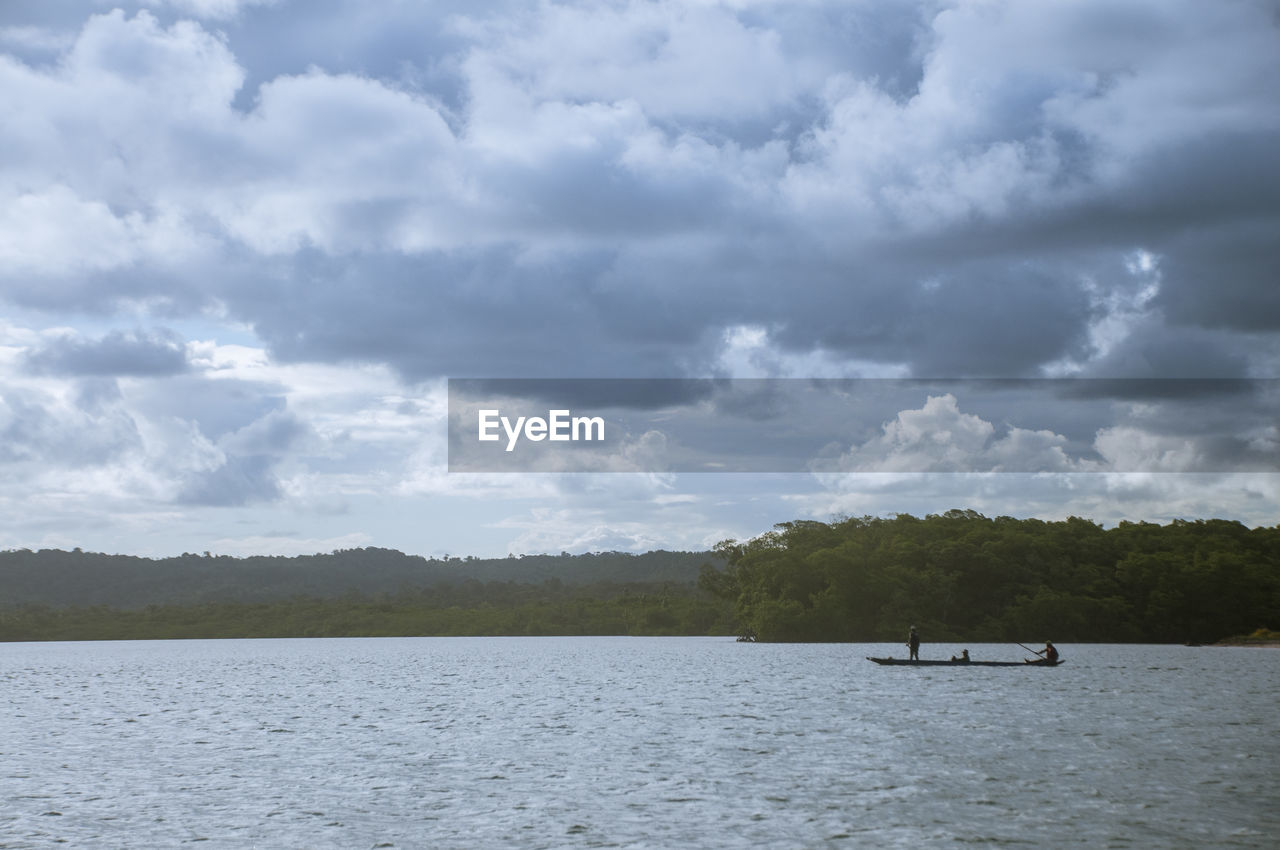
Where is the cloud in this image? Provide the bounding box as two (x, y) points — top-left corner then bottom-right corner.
(140, 0), (282, 21)
(835, 393), (1076, 473)
(494, 502), (730, 555)
(25, 328), (190, 377)
(1091, 426), (1202, 474)
(0, 24), (75, 56)
(3, 329), (419, 511)
(796, 470), (1280, 532)
(1156, 222), (1280, 333)
(0, 187), (207, 282)
(0, 379), (142, 467)
(207, 530), (373, 558)
(460, 2), (811, 126)
(2, 3), (1276, 383)
(175, 407), (312, 506)
(0, 1), (1276, 555)
(177, 452), (280, 505)
(831, 390), (1278, 474)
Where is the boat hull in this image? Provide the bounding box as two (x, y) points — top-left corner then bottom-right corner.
(866, 657), (1063, 667)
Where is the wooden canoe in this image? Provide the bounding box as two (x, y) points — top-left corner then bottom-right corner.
(866, 656), (1064, 667)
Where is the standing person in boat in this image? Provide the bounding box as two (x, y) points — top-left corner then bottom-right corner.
(907, 625), (920, 660)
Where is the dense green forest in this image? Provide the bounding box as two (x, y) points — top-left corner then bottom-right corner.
(0, 580), (736, 641)
(699, 511), (1280, 643)
(0, 547), (713, 608)
(2, 513), (1277, 641)
(0, 548), (734, 641)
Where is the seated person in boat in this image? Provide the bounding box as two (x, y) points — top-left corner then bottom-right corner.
(1027, 641), (1059, 664)
(950, 649), (970, 662)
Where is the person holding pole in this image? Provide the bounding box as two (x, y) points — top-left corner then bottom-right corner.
(907, 625), (920, 660)
(1022, 640), (1060, 664)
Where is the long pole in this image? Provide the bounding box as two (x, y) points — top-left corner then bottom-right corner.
(1016, 641), (1044, 656)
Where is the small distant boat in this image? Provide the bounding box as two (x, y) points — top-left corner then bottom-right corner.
(866, 657), (1064, 667)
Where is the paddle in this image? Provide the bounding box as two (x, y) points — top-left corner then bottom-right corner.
(1016, 641), (1051, 663)
(1016, 641), (1062, 665)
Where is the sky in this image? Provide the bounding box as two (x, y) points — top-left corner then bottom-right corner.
(1, 0), (1278, 558)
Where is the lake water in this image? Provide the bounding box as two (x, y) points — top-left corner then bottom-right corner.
(1, 638), (1276, 849)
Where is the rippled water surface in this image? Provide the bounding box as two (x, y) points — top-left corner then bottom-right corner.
(1, 638), (1277, 848)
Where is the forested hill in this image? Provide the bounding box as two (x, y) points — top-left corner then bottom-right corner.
(699, 512), (1280, 644)
(0, 548), (716, 609)
(7, 514), (1279, 644)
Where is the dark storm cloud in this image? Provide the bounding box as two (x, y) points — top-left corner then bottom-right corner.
(229, 248), (717, 380)
(1053, 378), (1262, 402)
(2, 0), (1278, 395)
(24, 329), (190, 377)
(3, 0), (1279, 557)
(1156, 222), (1280, 333)
(832, 260), (1095, 378)
(456, 379), (719, 410)
(1079, 325), (1252, 380)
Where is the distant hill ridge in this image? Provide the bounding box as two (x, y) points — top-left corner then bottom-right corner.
(0, 547), (719, 610)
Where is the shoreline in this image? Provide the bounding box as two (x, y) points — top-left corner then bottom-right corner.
(1210, 640), (1280, 648)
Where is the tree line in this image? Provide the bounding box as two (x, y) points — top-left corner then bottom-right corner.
(3, 513), (1276, 642)
(0, 580), (737, 641)
(0, 547), (713, 608)
(699, 511), (1280, 643)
